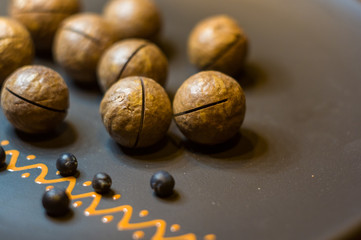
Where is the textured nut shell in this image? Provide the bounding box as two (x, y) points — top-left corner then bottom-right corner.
(0, 17), (34, 85)
(173, 71), (246, 145)
(1, 93), (67, 133)
(3, 65), (69, 109)
(103, 0), (161, 40)
(100, 77), (172, 148)
(188, 15), (248, 77)
(9, 0), (81, 14)
(100, 77), (142, 147)
(9, 0), (81, 51)
(138, 77), (172, 147)
(97, 38), (168, 92)
(1, 65), (69, 134)
(53, 13), (117, 83)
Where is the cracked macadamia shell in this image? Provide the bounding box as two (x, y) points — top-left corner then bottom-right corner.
(97, 38), (168, 92)
(103, 0), (162, 40)
(0, 17), (34, 85)
(100, 76), (172, 148)
(9, 0), (81, 52)
(1, 65), (69, 134)
(188, 15), (248, 77)
(173, 71), (246, 145)
(53, 13), (117, 83)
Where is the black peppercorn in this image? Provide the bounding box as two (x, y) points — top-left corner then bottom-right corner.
(150, 170), (175, 198)
(56, 153), (78, 176)
(0, 146), (6, 166)
(42, 188), (70, 216)
(92, 173), (112, 194)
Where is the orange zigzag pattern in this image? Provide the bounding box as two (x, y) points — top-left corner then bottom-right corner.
(4, 148), (202, 240)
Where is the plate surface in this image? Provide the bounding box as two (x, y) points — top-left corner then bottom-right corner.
(1, 0), (361, 239)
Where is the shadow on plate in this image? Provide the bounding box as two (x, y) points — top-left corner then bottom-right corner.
(70, 79), (103, 95)
(35, 49), (54, 61)
(185, 127), (267, 159)
(10, 121), (78, 149)
(59, 170), (80, 179)
(108, 133), (184, 168)
(152, 190), (181, 203)
(100, 189), (117, 199)
(184, 127), (268, 168)
(154, 37), (177, 61)
(45, 208), (74, 222)
(236, 62), (268, 89)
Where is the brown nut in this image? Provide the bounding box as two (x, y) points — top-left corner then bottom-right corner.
(103, 0), (161, 40)
(97, 38), (168, 92)
(53, 13), (117, 84)
(100, 76), (172, 148)
(1, 65), (69, 134)
(9, 0), (81, 52)
(188, 15), (248, 77)
(173, 71), (246, 145)
(0, 17), (34, 85)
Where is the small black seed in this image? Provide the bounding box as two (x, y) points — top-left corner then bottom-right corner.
(92, 172), (112, 194)
(42, 188), (70, 216)
(56, 153), (78, 176)
(150, 171), (175, 198)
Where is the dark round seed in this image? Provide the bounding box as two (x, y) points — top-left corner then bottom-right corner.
(92, 172), (112, 194)
(42, 188), (70, 216)
(150, 170), (175, 198)
(0, 146), (6, 166)
(56, 153), (78, 176)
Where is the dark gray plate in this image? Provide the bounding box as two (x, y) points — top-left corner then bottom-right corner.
(1, 0), (361, 239)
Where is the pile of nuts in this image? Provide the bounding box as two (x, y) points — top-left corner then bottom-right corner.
(1, 0), (248, 147)
(0, 0), (249, 217)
